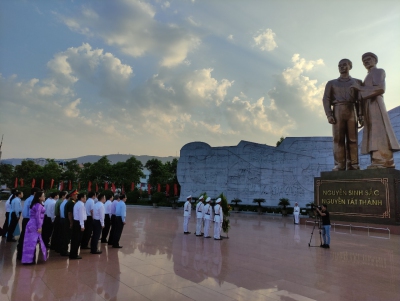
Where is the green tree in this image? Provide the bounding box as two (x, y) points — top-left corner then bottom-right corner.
(13, 160), (43, 185)
(62, 160), (81, 183)
(276, 136), (285, 147)
(39, 159), (63, 189)
(145, 159), (166, 188)
(0, 163), (14, 187)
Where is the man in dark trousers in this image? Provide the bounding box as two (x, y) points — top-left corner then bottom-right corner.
(113, 194), (126, 248)
(69, 193), (87, 260)
(101, 195), (113, 243)
(60, 189), (77, 256)
(91, 193), (105, 254)
(81, 191), (96, 249)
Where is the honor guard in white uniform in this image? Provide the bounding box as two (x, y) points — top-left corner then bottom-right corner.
(203, 197), (212, 238)
(195, 196), (205, 236)
(183, 195), (192, 234)
(213, 198), (223, 240)
(293, 202), (300, 224)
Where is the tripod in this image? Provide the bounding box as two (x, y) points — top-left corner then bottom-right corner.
(308, 216), (323, 247)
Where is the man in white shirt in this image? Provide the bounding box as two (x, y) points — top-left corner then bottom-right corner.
(81, 191), (96, 249)
(203, 197), (212, 238)
(183, 195), (192, 234)
(113, 194), (127, 248)
(2, 189), (17, 238)
(91, 193), (105, 254)
(101, 195), (113, 243)
(42, 192), (58, 247)
(6, 191), (23, 242)
(108, 195), (120, 246)
(213, 198), (223, 240)
(293, 202), (300, 224)
(69, 193), (87, 260)
(195, 196), (205, 236)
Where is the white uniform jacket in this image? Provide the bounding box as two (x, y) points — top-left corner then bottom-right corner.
(183, 201), (191, 217)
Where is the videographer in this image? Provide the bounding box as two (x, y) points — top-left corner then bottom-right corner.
(316, 204), (330, 249)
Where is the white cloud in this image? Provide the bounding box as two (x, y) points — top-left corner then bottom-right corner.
(253, 28), (277, 51)
(282, 54), (325, 110)
(227, 34), (234, 41)
(64, 98), (81, 118)
(60, 0), (200, 67)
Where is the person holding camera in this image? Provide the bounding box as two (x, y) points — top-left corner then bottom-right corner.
(316, 204), (330, 249)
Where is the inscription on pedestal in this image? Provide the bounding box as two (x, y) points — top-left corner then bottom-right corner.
(314, 169), (400, 225)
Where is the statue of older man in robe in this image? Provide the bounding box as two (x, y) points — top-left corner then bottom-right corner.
(351, 52), (400, 169)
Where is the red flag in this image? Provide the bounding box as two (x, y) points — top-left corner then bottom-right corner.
(131, 182), (135, 191)
(78, 182), (81, 190)
(147, 184), (151, 195)
(122, 185), (125, 194)
(174, 183), (178, 196)
(14, 178), (18, 188)
(105, 181), (109, 190)
(69, 180), (72, 190)
(60, 181), (64, 191)
(157, 183), (161, 192)
(50, 179), (54, 189)
(20, 178), (24, 187)
(31, 178), (36, 188)
(40, 179), (44, 189)
(111, 183), (116, 193)
(96, 182), (99, 192)
(166, 184), (170, 196)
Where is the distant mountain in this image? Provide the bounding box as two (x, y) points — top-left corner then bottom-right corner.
(1, 154), (178, 166)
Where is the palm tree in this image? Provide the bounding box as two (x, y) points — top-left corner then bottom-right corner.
(278, 198), (290, 216)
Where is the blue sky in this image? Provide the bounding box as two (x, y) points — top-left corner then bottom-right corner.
(1, 0), (399, 159)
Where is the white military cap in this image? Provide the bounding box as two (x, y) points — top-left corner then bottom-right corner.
(205, 197), (211, 203)
(216, 198), (221, 203)
(199, 195), (204, 200)
(187, 195), (192, 199)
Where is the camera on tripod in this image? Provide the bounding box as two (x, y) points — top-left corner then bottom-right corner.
(310, 203), (321, 211)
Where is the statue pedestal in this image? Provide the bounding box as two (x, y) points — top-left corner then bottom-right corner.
(314, 169), (400, 225)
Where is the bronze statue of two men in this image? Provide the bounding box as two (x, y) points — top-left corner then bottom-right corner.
(323, 52), (400, 171)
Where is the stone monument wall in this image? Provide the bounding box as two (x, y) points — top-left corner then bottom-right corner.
(177, 106), (400, 207)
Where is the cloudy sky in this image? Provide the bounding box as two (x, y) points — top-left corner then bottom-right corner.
(1, 0), (399, 159)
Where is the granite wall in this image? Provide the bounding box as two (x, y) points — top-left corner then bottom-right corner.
(177, 106), (400, 207)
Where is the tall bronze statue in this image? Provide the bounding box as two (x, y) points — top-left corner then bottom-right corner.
(323, 59), (362, 171)
(351, 52), (400, 169)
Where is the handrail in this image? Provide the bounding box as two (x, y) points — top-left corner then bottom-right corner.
(305, 220), (390, 239)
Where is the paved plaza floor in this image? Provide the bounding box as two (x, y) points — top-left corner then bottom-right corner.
(1, 205), (399, 301)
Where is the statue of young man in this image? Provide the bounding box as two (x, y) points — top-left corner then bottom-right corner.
(322, 59), (362, 171)
(351, 52), (400, 168)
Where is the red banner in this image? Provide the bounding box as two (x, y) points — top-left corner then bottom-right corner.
(40, 179), (44, 189)
(111, 183), (116, 193)
(166, 184), (170, 196)
(157, 183), (161, 192)
(31, 178), (36, 188)
(69, 180), (72, 190)
(105, 181), (109, 190)
(60, 181), (64, 191)
(122, 185), (125, 194)
(174, 183), (178, 196)
(131, 182), (135, 191)
(96, 182), (98, 192)
(50, 179), (54, 189)
(20, 178), (24, 187)
(147, 184), (151, 195)
(88, 181), (92, 192)
(14, 178), (18, 188)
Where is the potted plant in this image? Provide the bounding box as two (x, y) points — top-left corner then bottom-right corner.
(170, 196), (178, 209)
(253, 198), (266, 215)
(278, 198), (290, 216)
(231, 198), (242, 212)
(151, 192), (166, 208)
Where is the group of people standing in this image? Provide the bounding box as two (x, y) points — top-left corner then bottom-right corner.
(183, 195), (224, 240)
(2, 188), (127, 264)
